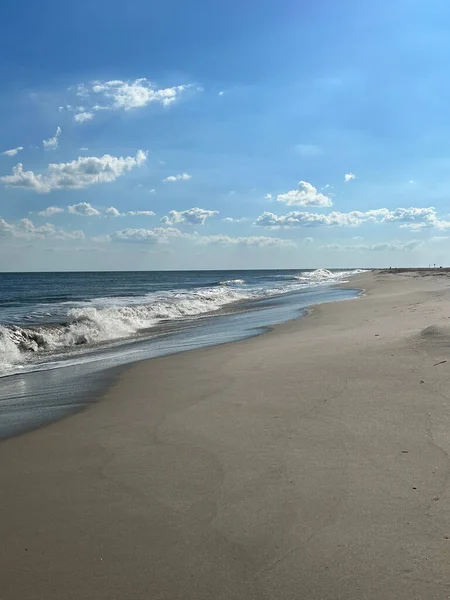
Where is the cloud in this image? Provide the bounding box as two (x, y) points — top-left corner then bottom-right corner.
(108, 226), (294, 247)
(277, 181), (332, 207)
(195, 235), (295, 247)
(218, 91), (224, 96)
(255, 207), (450, 230)
(0, 216), (84, 241)
(105, 206), (121, 217)
(2, 146), (23, 157)
(106, 206), (156, 217)
(1, 150), (147, 193)
(127, 210), (155, 217)
(38, 206), (64, 217)
(68, 202), (100, 216)
(162, 173), (192, 183)
(222, 217), (248, 223)
(43, 127), (62, 150)
(295, 144), (321, 157)
(323, 240), (423, 252)
(344, 173), (356, 182)
(264, 193), (272, 200)
(74, 112), (94, 123)
(161, 207), (218, 225)
(110, 227), (185, 244)
(68, 78), (193, 121)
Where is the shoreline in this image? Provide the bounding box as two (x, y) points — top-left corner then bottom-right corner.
(3, 270), (450, 598)
(0, 279), (361, 439)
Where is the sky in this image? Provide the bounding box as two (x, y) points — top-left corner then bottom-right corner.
(1, 0), (450, 270)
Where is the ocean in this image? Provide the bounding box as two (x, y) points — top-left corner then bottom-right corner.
(0, 269), (364, 437)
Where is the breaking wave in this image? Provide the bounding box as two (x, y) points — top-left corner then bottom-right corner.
(0, 269), (364, 376)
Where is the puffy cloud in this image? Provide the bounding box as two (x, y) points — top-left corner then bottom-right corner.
(43, 127), (62, 150)
(2, 146), (23, 157)
(105, 206), (121, 217)
(105, 206), (155, 217)
(91, 78), (190, 110)
(1, 150), (147, 193)
(277, 181), (332, 207)
(344, 173), (356, 182)
(38, 206), (64, 217)
(68, 202), (100, 216)
(255, 207), (450, 230)
(161, 207), (218, 225)
(68, 78), (192, 121)
(162, 173), (192, 183)
(0, 216), (84, 241)
(264, 193), (272, 200)
(74, 112), (94, 123)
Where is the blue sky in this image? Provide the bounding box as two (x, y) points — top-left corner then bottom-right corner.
(1, 0), (450, 270)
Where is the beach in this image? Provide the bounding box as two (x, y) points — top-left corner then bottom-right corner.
(2, 269), (450, 599)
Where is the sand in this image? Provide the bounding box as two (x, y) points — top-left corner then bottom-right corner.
(2, 270), (450, 599)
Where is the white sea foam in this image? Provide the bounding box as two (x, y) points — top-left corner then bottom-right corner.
(219, 279), (246, 286)
(0, 269), (365, 376)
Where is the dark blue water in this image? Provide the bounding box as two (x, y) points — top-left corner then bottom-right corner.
(0, 269), (364, 438)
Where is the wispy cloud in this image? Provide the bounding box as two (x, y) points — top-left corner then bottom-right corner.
(37, 206), (64, 217)
(344, 172), (356, 182)
(2, 146), (23, 157)
(43, 127), (62, 150)
(162, 172), (191, 183)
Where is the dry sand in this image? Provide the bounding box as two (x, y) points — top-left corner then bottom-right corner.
(2, 270), (450, 599)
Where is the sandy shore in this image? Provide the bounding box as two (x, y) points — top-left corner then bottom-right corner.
(2, 270), (450, 599)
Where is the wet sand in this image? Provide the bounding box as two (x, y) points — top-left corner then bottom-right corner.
(2, 270), (450, 599)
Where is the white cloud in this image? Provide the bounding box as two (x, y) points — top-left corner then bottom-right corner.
(344, 173), (356, 182)
(324, 240), (423, 252)
(1, 150), (147, 193)
(218, 91), (224, 96)
(74, 112), (94, 123)
(2, 146), (23, 157)
(162, 173), (192, 183)
(255, 206), (450, 230)
(68, 202), (100, 216)
(38, 206), (64, 217)
(264, 193), (272, 200)
(277, 181), (332, 207)
(106, 206), (155, 217)
(161, 207), (218, 225)
(108, 226), (294, 248)
(68, 78), (193, 121)
(105, 206), (121, 217)
(222, 217), (247, 223)
(43, 127), (62, 150)
(127, 210), (155, 217)
(195, 235), (295, 247)
(111, 227), (185, 244)
(0, 216), (84, 241)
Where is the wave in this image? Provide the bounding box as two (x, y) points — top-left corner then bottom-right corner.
(0, 286), (258, 374)
(0, 269), (365, 376)
(219, 279), (246, 286)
